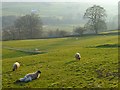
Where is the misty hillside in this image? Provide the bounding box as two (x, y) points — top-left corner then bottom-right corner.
(2, 2), (118, 30)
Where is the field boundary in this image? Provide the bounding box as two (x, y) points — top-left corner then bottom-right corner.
(3, 46), (46, 54)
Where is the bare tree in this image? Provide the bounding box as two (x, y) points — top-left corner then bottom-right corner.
(14, 13), (43, 39)
(73, 27), (86, 36)
(47, 29), (68, 38)
(84, 5), (107, 34)
(2, 26), (17, 40)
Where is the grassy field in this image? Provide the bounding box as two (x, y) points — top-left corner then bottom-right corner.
(2, 34), (118, 88)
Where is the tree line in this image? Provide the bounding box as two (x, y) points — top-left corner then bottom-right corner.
(2, 5), (107, 41)
(2, 13), (43, 40)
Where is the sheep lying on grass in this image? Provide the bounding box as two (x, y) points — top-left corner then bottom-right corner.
(13, 62), (20, 71)
(15, 70), (41, 83)
(75, 52), (81, 60)
(35, 48), (39, 51)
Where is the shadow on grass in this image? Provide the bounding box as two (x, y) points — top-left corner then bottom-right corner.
(13, 78), (40, 87)
(88, 44), (120, 48)
(3, 46), (48, 59)
(13, 80), (29, 87)
(96, 44), (119, 48)
(3, 46), (48, 55)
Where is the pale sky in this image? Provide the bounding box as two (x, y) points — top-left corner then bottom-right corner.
(1, 0), (119, 5)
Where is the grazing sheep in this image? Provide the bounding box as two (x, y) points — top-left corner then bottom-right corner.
(35, 48), (39, 51)
(16, 70), (41, 83)
(75, 52), (81, 60)
(13, 62), (20, 71)
(76, 38), (78, 40)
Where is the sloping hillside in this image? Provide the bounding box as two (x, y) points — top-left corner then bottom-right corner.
(2, 34), (118, 88)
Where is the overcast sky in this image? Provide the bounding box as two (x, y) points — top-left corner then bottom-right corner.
(1, 0), (119, 17)
(2, 0), (119, 5)
(2, 0), (119, 8)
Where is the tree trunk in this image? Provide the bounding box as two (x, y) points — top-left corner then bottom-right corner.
(95, 29), (98, 34)
(94, 24), (98, 34)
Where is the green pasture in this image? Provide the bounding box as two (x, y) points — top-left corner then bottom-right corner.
(2, 34), (118, 88)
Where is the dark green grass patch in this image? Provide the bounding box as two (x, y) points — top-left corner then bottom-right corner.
(2, 49), (31, 59)
(2, 47), (47, 59)
(88, 43), (119, 48)
(95, 44), (120, 48)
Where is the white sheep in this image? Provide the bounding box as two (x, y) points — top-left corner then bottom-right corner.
(16, 70), (41, 82)
(13, 62), (20, 71)
(35, 48), (39, 51)
(75, 52), (81, 60)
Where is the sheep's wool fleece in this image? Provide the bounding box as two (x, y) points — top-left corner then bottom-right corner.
(76, 53), (80, 56)
(13, 62), (20, 68)
(75, 53), (81, 57)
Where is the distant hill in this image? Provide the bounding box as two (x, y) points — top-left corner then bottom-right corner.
(2, 2), (118, 30)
